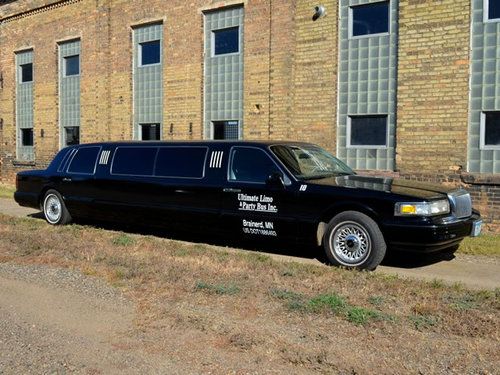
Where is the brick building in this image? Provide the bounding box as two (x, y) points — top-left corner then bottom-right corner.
(0, 0), (499, 231)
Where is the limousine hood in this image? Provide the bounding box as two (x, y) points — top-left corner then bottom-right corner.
(309, 174), (457, 200)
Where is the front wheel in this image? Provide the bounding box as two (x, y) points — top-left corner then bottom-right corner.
(43, 189), (72, 225)
(323, 211), (386, 270)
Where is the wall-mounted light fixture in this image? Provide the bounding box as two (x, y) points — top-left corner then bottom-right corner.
(169, 123), (174, 135)
(0, 72), (3, 89)
(313, 5), (326, 21)
(0, 118), (3, 130)
(40, 129), (44, 138)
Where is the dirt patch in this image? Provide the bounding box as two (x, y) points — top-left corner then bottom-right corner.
(0, 214), (498, 373)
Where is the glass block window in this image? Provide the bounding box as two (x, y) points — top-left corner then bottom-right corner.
(133, 23), (163, 140)
(64, 55), (80, 76)
(140, 40), (160, 66)
(213, 121), (239, 140)
(337, 0), (398, 170)
(481, 112), (500, 148)
(486, 0), (500, 20)
(469, 1), (500, 172)
(351, 1), (389, 37)
(20, 63), (33, 83)
(204, 7), (244, 139)
(16, 49), (34, 161)
(213, 27), (239, 55)
(140, 123), (161, 140)
(59, 40), (81, 147)
(348, 115), (387, 147)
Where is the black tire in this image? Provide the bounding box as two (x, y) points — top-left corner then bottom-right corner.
(323, 211), (386, 271)
(42, 189), (72, 225)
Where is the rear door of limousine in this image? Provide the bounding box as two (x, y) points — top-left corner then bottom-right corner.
(58, 145), (102, 218)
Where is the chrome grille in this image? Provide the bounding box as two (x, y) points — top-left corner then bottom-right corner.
(448, 189), (472, 218)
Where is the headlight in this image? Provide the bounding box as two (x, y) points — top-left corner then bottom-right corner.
(394, 199), (450, 217)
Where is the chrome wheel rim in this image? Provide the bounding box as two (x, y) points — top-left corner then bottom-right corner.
(44, 194), (61, 224)
(330, 221), (371, 266)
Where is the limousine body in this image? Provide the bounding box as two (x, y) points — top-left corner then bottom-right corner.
(14, 141), (482, 270)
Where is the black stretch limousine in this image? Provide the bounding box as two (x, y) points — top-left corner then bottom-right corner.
(15, 141), (482, 270)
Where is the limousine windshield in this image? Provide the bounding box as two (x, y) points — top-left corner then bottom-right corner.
(271, 144), (354, 180)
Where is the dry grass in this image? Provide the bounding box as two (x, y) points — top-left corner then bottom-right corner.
(0, 214), (498, 373)
(0, 184), (15, 199)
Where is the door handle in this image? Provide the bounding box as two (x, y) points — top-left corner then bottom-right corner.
(223, 188), (241, 193)
(62, 178), (72, 182)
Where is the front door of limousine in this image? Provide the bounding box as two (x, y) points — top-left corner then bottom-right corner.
(221, 147), (298, 243)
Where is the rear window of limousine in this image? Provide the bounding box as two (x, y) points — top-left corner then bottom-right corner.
(57, 145), (210, 179)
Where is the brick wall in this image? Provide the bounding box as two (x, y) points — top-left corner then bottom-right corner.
(396, 0), (471, 175)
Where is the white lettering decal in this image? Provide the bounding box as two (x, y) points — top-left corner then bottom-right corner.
(237, 193), (278, 213)
(299, 184), (307, 191)
(242, 219), (277, 236)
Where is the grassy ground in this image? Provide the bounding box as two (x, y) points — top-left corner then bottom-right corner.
(0, 184), (15, 199)
(0, 214), (498, 373)
(459, 235), (500, 256)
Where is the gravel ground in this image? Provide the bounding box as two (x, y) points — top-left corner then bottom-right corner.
(0, 263), (173, 374)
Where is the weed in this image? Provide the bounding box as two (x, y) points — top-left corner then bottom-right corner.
(445, 293), (479, 310)
(430, 279), (445, 289)
(112, 234), (135, 247)
(368, 295), (384, 306)
(409, 314), (438, 330)
(308, 293), (347, 313)
(270, 288), (303, 301)
(195, 281), (240, 295)
(345, 306), (380, 325)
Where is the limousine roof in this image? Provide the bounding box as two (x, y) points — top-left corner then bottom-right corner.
(69, 140), (316, 148)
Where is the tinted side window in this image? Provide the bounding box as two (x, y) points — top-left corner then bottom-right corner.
(111, 147), (157, 176)
(67, 147), (100, 174)
(229, 147), (277, 183)
(155, 147), (207, 178)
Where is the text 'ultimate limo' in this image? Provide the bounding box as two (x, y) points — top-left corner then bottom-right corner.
(14, 141), (482, 270)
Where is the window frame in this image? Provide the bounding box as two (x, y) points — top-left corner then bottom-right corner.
(138, 39), (162, 67)
(211, 26), (241, 57)
(346, 114), (389, 149)
(63, 54), (80, 77)
(349, 0), (391, 40)
(484, 0), (500, 22)
(227, 146), (290, 185)
(480, 111), (500, 150)
(66, 146), (101, 175)
(154, 146), (209, 179)
(19, 63), (33, 83)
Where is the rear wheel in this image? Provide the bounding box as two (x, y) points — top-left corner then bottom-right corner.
(323, 211), (386, 270)
(43, 189), (72, 225)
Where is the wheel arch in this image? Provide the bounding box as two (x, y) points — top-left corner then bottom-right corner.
(316, 202), (381, 246)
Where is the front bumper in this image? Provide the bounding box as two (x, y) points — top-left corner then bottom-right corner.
(382, 211), (481, 253)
